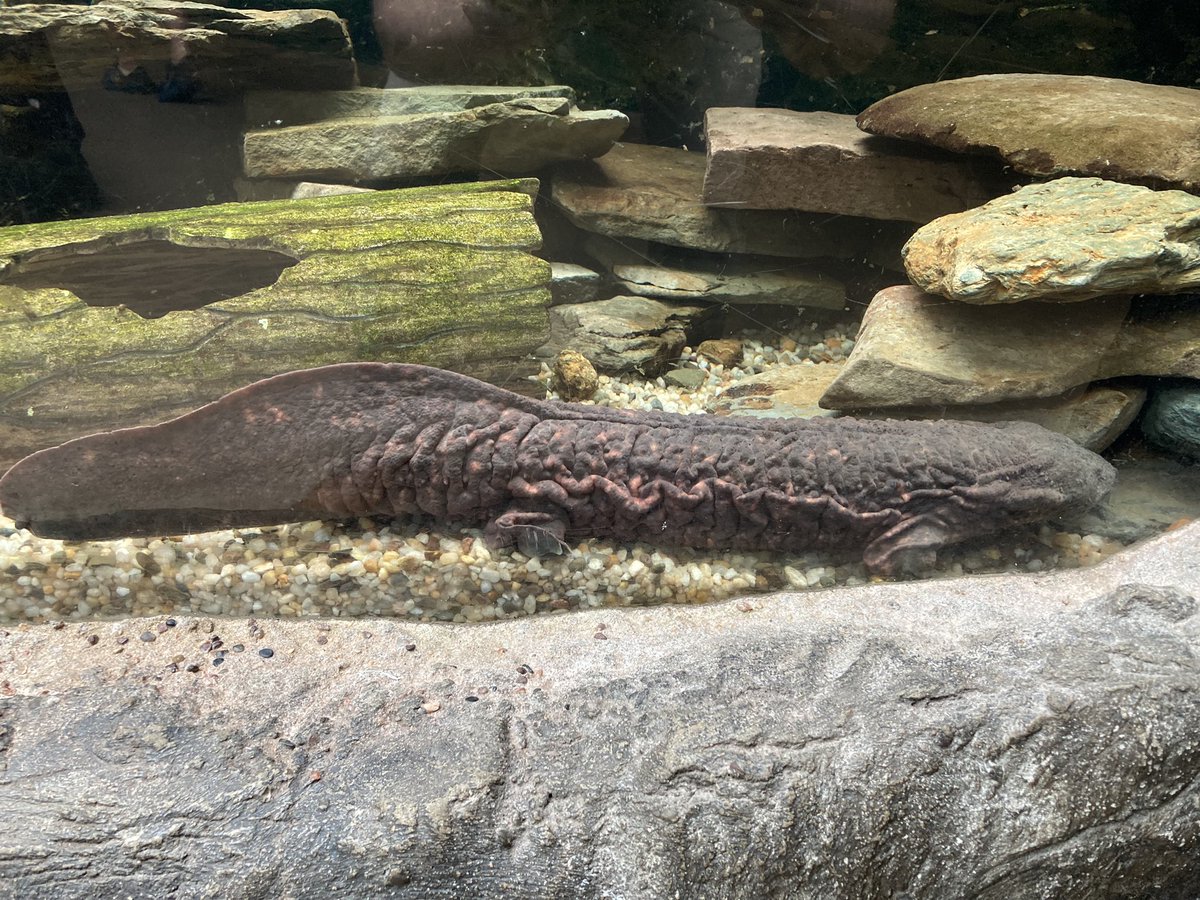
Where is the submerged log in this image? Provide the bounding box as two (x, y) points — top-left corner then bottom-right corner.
(0, 180), (550, 472)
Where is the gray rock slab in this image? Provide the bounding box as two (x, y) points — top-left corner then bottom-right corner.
(858, 74), (1200, 192)
(1142, 385), (1200, 463)
(549, 262), (604, 305)
(702, 107), (1011, 223)
(243, 97), (628, 181)
(716, 359), (1143, 451)
(0, 0), (355, 97)
(235, 178), (375, 201)
(1, 523), (1199, 898)
(551, 141), (916, 260)
(1099, 303), (1200, 382)
(820, 285), (1131, 409)
(904, 177), (1200, 304)
(538, 294), (715, 376)
(245, 85), (578, 127)
(613, 258), (845, 309)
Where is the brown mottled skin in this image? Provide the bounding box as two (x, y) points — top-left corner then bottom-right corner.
(0, 363), (1116, 573)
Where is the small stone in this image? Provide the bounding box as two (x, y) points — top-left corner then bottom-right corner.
(552, 349), (600, 401)
(85, 634), (98, 646)
(696, 339), (743, 368)
(139, 631), (156, 642)
(259, 647), (275, 658)
(664, 368), (706, 391)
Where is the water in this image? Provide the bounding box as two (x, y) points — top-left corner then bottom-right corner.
(0, 0), (1197, 623)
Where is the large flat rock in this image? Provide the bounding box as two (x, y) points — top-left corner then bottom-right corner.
(1, 523), (1198, 898)
(820, 285), (1131, 409)
(611, 258), (845, 309)
(702, 108), (1011, 223)
(244, 96), (628, 181)
(551, 141), (915, 260)
(0, 0), (355, 98)
(858, 74), (1200, 193)
(904, 177), (1200, 304)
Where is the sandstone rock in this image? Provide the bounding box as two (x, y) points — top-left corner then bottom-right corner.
(904, 178), (1200, 304)
(244, 96), (628, 181)
(539, 295), (714, 376)
(695, 338), (742, 368)
(820, 286), (1130, 409)
(613, 258), (845, 309)
(2, 525), (1199, 897)
(702, 108), (1011, 223)
(551, 350), (599, 401)
(717, 357), (1142, 450)
(858, 74), (1200, 193)
(1099, 302), (1200, 382)
(0, 0), (355, 98)
(245, 85), (579, 127)
(1141, 385), (1200, 463)
(862, 385), (1146, 453)
(551, 142), (915, 260)
(710, 362), (842, 418)
(549, 262), (604, 305)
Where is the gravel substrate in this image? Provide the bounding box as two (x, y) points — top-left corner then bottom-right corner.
(0, 321), (1129, 624)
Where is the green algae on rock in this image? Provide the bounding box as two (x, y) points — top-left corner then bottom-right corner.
(0, 181), (550, 472)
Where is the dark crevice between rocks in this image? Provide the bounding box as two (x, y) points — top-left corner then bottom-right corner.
(0, 239), (300, 318)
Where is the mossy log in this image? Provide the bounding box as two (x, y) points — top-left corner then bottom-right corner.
(0, 180), (550, 472)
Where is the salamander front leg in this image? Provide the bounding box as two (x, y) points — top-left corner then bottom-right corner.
(485, 507), (570, 557)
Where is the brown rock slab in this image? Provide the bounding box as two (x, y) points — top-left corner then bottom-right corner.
(820, 285), (1130, 409)
(551, 142), (915, 260)
(858, 74), (1200, 193)
(702, 108), (1011, 223)
(904, 178), (1200, 304)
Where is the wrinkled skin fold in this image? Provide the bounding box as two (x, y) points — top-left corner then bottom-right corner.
(0, 363), (1117, 574)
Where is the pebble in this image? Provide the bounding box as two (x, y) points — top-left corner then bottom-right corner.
(0, 324), (1129, 626)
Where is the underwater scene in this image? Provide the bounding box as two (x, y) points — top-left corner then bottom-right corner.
(1, 0), (1199, 626)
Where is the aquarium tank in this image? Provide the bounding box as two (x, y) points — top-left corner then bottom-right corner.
(1, 0), (1199, 896)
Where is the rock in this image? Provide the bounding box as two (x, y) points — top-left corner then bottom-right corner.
(702, 108), (1011, 223)
(551, 142), (915, 260)
(1141, 385), (1200, 463)
(904, 178), (1200, 304)
(1099, 301), (1200, 382)
(663, 368), (706, 390)
(820, 286), (1130, 409)
(0, 1), (356, 98)
(245, 85), (580, 127)
(549, 262), (604, 306)
(539, 295), (714, 376)
(862, 385), (1146, 453)
(695, 338), (742, 368)
(1073, 457), (1200, 543)
(551, 350), (599, 401)
(710, 362), (842, 418)
(857, 74), (1200, 193)
(2, 524), (1200, 897)
(717, 357), (1142, 450)
(235, 179), (375, 201)
(612, 257), (845, 310)
(244, 95), (628, 182)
